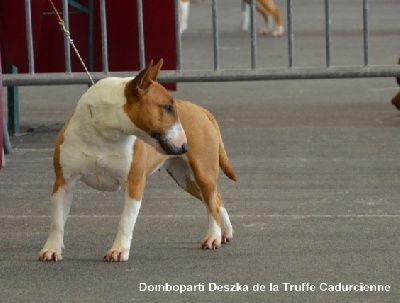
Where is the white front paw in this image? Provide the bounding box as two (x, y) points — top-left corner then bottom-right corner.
(202, 234), (222, 249)
(39, 244), (63, 262)
(103, 248), (130, 262)
(38, 237), (64, 262)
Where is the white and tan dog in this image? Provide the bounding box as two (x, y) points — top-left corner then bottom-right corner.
(38, 59), (237, 262)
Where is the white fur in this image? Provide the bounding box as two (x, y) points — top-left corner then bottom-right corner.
(241, 2), (250, 31)
(165, 122), (187, 148)
(60, 77), (145, 190)
(39, 186), (74, 261)
(220, 207), (233, 240)
(202, 212), (222, 248)
(39, 77), (147, 261)
(104, 194), (142, 262)
(179, 1), (190, 33)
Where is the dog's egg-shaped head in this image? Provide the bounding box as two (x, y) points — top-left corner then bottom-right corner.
(124, 59), (188, 155)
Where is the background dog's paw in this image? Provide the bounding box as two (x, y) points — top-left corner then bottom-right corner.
(258, 28), (271, 36)
(103, 249), (130, 262)
(38, 249), (63, 262)
(201, 236), (221, 249)
(272, 26), (284, 38)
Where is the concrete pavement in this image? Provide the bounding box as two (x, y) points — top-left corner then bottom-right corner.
(1, 0), (400, 302)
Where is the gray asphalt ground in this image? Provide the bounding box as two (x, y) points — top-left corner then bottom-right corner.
(1, 0), (400, 302)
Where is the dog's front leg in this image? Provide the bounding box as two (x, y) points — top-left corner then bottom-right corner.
(104, 140), (147, 262)
(39, 184), (73, 261)
(103, 191), (142, 262)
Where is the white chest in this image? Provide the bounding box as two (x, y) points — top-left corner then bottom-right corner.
(60, 125), (136, 191)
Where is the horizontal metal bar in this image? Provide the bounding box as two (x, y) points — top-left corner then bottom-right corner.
(3, 66), (400, 86)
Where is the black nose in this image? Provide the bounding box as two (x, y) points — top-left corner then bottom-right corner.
(180, 143), (188, 154)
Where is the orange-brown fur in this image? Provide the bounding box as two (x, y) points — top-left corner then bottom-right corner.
(131, 100), (236, 236)
(243, 0), (283, 36)
(52, 112), (74, 194)
(124, 60), (178, 137)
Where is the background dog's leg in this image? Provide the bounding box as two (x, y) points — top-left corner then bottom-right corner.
(39, 183), (74, 261)
(258, 0), (283, 37)
(257, 6), (271, 36)
(103, 190), (142, 262)
(179, 0), (190, 33)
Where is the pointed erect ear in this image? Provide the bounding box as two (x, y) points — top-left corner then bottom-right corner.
(126, 60), (155, 98)
(126, 59), (164, 99)
(147, 58), (164, 81)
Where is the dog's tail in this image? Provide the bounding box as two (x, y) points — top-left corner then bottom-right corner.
(219, 140), (237, 182)
(202, 107), (237, 182)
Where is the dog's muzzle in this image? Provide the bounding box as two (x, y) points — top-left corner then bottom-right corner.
(151, 122), (188, 155)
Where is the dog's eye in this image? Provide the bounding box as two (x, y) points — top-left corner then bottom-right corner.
(163, 104), (173, 114)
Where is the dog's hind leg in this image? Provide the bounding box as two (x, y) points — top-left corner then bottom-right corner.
(189, 156), (227, 249)
(165, 154), (233, 249)
(216, 192), (233, 244)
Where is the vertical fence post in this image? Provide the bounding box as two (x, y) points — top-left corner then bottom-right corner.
(25, 0), (35, 74)
(88, 0), (94, 71)
(6, 64), (19, 135)
(362, 0), (369, 66)
(174, 0), (182, 71)
(212, 0), (220, 71)
(136, 0), (145, 69)
(100, 0), (109, 73)
(287, 0), (294, 68)
(324, 0), (331, 67)
(250, 0), (257, 70)
(61, 0), (72, 73)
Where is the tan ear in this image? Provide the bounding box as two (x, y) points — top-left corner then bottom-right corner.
(147, 58), (163, 81)
(126, 60), (154, 98)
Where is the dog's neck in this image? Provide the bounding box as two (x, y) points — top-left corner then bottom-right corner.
(75, 77), (145, 142)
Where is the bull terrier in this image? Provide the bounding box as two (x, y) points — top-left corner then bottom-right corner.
(39, 59), (237, 262)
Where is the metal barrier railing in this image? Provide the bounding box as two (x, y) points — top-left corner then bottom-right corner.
(2, 0), (400, 87)
(2, 0), (400, 141)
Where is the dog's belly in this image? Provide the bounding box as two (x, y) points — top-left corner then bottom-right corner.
(81, 171), (121, 192)
(78, 151), (132, 191)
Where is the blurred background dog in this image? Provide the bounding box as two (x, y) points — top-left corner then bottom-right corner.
(179, 0), (284, 37)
